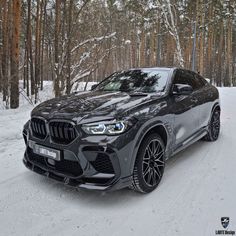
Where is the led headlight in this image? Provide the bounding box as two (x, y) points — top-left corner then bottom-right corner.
(81, 119), (136, 135)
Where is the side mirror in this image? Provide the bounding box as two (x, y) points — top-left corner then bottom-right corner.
(91, 84), (97, 91)
(172, 84), (193, 95)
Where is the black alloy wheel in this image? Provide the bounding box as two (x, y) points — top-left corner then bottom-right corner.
(131, 133), (165, 193)
(204, 108), (220, 141)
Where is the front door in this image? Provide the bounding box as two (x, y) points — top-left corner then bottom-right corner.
(170, 69), (200, 147)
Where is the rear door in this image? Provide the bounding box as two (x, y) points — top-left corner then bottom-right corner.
(170, 69), (200, 146)
(192, 72), (214, 128)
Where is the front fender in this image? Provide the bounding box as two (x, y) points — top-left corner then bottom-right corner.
(128, 116), (173, 174)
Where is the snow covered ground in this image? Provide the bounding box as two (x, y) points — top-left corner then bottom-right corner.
(0, 87), (236, 236)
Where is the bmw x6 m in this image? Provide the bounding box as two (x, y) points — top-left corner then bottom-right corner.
(23, 67), (220, 193)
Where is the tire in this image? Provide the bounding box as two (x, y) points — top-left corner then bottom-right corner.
(203, 107), (220, 141)
(131, 133), (165, 193)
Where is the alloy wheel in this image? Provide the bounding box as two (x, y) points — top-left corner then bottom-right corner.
(142, 139), (165, 187)
(211, 110), (220, 140)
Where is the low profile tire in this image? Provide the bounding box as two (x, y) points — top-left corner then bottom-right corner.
(131, 133), (165, 193)
(203, 108), (220, 141)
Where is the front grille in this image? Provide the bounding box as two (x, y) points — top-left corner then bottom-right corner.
(31, 118), (47, 139)
(90, 153), (114, 174)
(27, 148), (83, 177)
(30, 118), (77, 144)
(49, 121), (77, 144)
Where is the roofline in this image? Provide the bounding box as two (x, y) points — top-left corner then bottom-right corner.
(129, 66), (178, 71)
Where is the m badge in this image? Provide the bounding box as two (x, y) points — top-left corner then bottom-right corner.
(221, 217), (230, 229)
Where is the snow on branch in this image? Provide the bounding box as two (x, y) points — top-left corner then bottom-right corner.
(70, 46), (117, 85)
(70, 71), (91, 85)
(71, 32), (117, 53)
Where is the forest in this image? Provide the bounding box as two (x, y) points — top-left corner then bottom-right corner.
(0, 0), (235, 108)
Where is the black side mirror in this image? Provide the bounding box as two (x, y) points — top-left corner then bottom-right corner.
(91, 84), (97, 91)
(172, 84), (193, 95)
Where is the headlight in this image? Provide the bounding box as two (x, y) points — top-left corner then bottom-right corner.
(81, 119), (136, 135)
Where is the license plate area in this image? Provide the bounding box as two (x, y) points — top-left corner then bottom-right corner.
(33, 144), (61, 161)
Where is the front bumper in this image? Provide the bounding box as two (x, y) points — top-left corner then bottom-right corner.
(22, 122), (138, 191)
(23, 155), (132, 191)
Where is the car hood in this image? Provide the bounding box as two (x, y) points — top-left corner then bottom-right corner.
(31, 90), (163, 124)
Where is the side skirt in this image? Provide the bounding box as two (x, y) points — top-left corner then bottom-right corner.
(171, 128), (208, 157)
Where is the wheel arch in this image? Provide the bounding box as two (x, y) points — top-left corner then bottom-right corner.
(130, 122), (169, 173)
(211, 102), (221, 115)
(141, 124), (168, 147)
(203, 101), (221, 141)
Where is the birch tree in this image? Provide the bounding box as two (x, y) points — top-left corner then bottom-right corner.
(157, 0), (184, 67)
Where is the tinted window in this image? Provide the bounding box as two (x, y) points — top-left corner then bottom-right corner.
(194, 73), (208, 87)
(95, 69), (169, 93)
(173, 69), (198, 90)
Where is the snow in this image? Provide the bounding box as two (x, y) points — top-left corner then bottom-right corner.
(71, 81), (97, 92)
(113, 0), (123, 11)
(0, 81), (54, 110)
(0, 81), (96, 110)
(124, 40), (131, 45)
(0, 88), (236, 236)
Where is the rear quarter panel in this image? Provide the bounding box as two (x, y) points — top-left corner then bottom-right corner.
(199, 84), (220, 128)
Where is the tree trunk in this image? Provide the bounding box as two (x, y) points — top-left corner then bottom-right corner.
(139, 29), (145, 67)
(2, 0), (9, 102)
(40, 0), (47, 91)
(54, 0), (61, 97)
(26, 0), (35, 96)
(23, 40), (27, 89)
(0, 1), (2, 93)
(66, 0), (73, 94)
(198, 0), (204, 74)
(216, 21), (224, 86)
(224, 0), (233, 87)
(206, 2), (213, 81)
(10, 0), (21, 109)
(34, 0), (43, 103)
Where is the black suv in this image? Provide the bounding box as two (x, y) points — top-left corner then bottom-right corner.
(23, 67), (220, 193)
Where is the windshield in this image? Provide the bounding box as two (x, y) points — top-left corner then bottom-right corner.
(94, 69), (169, 93)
